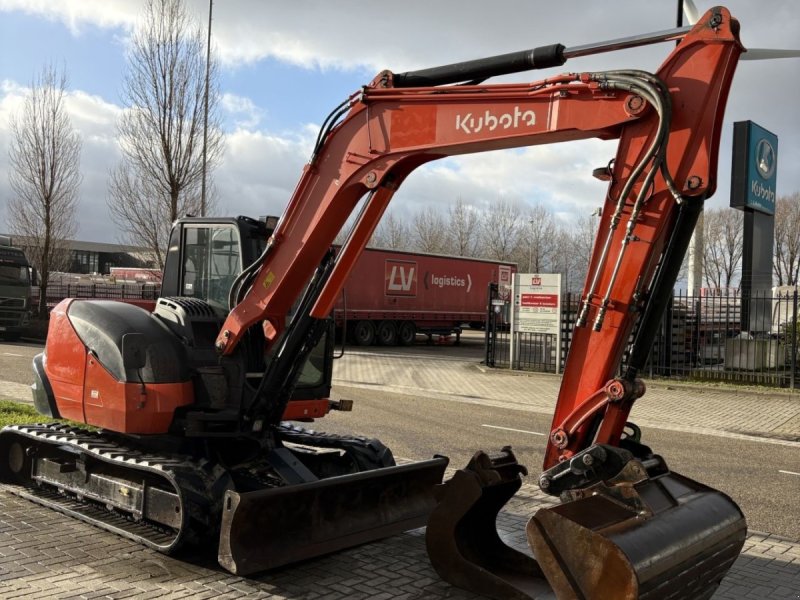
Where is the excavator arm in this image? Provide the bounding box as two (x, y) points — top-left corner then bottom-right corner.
(214, 7), (748, 599)
(217, 8), (740, 456)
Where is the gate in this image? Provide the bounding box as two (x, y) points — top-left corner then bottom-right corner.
(484, 283), (510, 367)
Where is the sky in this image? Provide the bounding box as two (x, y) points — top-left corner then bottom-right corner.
(0, 0), (798, 244)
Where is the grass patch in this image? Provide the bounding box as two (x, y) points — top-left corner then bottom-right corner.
(0, 400), (94, 430)
(0, 400), (42, 428)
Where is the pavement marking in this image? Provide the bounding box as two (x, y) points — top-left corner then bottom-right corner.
(482, 424), (546, 436)
(778, 469), (800, 476)
(2, 352), (24, 357)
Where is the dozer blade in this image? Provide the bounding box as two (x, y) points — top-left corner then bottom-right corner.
(218, 456), (448, 575)
(426, 448), (551, 600)
(527, 460), (747, 599)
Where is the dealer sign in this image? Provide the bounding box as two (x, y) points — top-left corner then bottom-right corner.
(730, 120), (778, 215)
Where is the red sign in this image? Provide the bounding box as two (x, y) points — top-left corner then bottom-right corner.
(530, 276), (541, 286)
(520, 293), (558, 308)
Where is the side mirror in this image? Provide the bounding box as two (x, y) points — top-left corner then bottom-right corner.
(121, 333), (147, 371)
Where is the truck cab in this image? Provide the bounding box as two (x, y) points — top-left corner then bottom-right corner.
(0, 237), (33, 340)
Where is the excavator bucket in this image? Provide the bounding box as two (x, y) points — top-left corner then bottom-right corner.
(426, 448), (551, 600)
(527, 467), (747, 599)
(218, 456), (448, 575)
(427, 448), (746, 600)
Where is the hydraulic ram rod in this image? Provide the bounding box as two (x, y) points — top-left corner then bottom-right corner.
(393, 25), (692, 87)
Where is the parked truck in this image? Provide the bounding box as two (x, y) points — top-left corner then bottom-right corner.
(0, 236), (33, 340)
(333, 247), (514, 345)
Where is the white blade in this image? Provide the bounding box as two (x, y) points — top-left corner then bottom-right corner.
(682, 0), (700, 25)
(743, 48), (800, 60)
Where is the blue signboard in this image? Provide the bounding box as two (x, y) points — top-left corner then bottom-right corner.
(730, 121), (778, 215)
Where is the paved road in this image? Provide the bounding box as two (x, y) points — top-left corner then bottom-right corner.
(322, 384), (800, 539)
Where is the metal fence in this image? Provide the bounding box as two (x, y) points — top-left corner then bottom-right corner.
(486, 287), (800, 389)
(34, 283), (159, 311)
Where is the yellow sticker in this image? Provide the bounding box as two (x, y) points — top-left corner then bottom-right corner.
(263, 271), (276, 289)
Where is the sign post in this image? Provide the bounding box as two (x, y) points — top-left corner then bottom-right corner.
(730, 120), (778, 333)
(512, 273), (562, 373)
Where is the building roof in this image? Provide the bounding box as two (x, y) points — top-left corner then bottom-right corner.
(0, 234), (147, 255)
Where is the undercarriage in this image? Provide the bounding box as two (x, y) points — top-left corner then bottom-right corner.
(0, 422), (447, 571)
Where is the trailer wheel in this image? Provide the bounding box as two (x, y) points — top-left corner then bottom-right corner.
(398, 321), (416, 346)
(376, 320), (398, 346)
(352, 320), (376, 346)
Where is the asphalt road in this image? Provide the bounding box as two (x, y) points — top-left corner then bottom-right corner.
(317, 384), (800, 540)
(2, 333), (798, 540)
(0, 338), (40, 385)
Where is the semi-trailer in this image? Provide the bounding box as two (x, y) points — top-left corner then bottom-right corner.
(333, 247), (514, 346)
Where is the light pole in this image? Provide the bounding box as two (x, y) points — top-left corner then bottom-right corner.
(528, 218), (534, 272)
(201, 0), (213, 217)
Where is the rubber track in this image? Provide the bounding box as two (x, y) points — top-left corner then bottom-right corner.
(0, 422), (401, 556)
(0, 423), (229, 554)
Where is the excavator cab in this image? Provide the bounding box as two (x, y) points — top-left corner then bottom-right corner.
(160, 215), (334, 408)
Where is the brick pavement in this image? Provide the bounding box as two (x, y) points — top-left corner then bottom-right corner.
(1, 353), (799, 598)
(1, 480), (799, 599)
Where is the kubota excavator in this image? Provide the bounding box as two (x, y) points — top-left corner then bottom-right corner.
(1, 6), (751, 598)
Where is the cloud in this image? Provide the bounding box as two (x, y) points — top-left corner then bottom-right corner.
(1, 1), (798, 245)
(221, 92), (264, 128)
(0, 0), (139, 36)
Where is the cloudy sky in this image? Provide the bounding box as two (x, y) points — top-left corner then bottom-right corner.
(1, 0), (798, 243)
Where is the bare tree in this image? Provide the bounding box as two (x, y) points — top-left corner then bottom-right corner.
(370, 211), (412, 250)
(412, 206), (448, 253)
(773, 192), (800, 286)
(7, 65), (81, 314)
(445, 197), (480, 257)
(524, 204), (557, 272)
(109, 0), (223, 269)
(480, 197), (524, 261)
(702, 207), (743, 288)
(560, 214), (598, 291)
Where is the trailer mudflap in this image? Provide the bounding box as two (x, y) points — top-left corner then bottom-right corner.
(426, 448), (550, 600)
(527, 468), (747, 600)
(218, 456), (448, 575)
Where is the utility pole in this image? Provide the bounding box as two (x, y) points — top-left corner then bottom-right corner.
(201, 0), (213, 216)
(528, 218), (534, 272)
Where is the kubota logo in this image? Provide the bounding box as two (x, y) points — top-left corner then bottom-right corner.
(455, 106), (536, 135)
(386, 260), (417, 296)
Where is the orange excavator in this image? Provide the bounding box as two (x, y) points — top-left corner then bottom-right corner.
(1, 6), (752, 598)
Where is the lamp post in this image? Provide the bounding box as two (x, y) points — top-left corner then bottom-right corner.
(201, 0), (213, 217)
(528, 218), (534, 272)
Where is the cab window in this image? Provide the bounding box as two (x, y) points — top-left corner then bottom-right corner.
(181, 226), (241, 311)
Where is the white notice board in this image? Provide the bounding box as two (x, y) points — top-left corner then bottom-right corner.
(511, 273), (562, 372)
